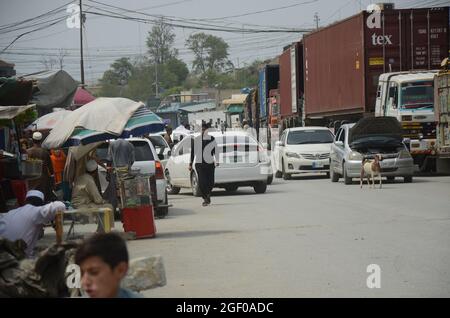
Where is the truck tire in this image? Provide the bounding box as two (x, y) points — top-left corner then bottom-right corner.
(225, 185), (238, 193)
(404, 176), (413, 183)
(254, 182), (267, 194)
(343, 163), (352, 185)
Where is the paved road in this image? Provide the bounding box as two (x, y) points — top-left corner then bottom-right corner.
(123, 174), (450, 297)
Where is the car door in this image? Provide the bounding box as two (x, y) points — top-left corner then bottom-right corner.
(331, 128), (346, 174)
(170, 137), (191, 187)
(277, 131), (287, 171)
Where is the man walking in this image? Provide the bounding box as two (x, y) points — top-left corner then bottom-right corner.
(189, 122), (219, 206)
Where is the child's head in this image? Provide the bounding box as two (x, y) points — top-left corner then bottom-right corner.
(75, 233), (129, 298)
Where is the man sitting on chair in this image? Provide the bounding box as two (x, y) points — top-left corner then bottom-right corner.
(71, 160), (114, 230)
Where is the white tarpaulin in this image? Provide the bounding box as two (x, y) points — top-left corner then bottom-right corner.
(25, 109), (72, 131)
(43, 97), (144, 149)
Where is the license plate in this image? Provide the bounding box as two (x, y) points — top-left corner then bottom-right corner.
(312, 161), (324, 168)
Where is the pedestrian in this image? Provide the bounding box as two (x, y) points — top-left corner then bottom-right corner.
(0, 190), (66, 258)
(163, 126), (174, 149)
(26, 132), (54, 201)
(189, 122), (219, 206)
(50, 149), (67, 188)
(74, 232), (142, 298)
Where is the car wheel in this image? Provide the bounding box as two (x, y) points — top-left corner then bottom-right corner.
(225, 185), (238, 193)
(254, 182), (267, 194)
(191, 172), (201, 197)
(404, 176), (413, 183)
(387, 176), (395, 182)
(267, 175), (273, 185)
(330, 164), (339, 182)
(275, 170), (282, 178)
(155, 192), (169, 219)
(282, 159), (291, 180)
(165, 170), (180, 194)
(343, 162), (352, 185)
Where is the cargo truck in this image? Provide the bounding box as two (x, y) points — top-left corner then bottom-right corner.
(434, 58), (450, 173)
(302, 5), (449, 170)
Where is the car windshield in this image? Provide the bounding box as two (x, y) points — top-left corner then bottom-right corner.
(95, 140), (154, 162)
(400, 81), (434, 109)
(287, 130), (334, 145)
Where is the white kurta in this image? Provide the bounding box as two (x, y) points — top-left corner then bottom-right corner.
(0, 202), (66, 257)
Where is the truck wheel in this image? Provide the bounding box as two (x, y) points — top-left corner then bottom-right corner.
(404, 176), (413, 183)
(343, 163), (352, 185)
(254, 182), (267, 194)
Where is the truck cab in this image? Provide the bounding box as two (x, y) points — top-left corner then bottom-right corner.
(375, 71), (438, 170)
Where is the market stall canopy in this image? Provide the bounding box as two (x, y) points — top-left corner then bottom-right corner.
(73, 87), (95, 108)
(0, 105), (35, 120)
(0, 78), (33, 106)
(23, 70), (78, 113)
(42, 97), (165, 149)
(25, 109), (72, 131)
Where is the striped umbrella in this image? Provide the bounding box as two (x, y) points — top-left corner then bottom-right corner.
(62, 106), (165, 147)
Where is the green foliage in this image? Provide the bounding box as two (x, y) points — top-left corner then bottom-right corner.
(146, 18), (177, 65)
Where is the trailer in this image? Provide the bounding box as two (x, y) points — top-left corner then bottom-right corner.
(435, 58), (450, 173)
(302, 6), (449, 125)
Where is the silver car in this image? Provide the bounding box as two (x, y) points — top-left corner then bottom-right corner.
(330, 117), (414, 184)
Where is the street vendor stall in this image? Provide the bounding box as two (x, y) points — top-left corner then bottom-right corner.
(42, 97), (164, 239)
(0, 105), (39, 210)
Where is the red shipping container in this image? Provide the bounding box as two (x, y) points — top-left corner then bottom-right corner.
(122, 205), (156, 239)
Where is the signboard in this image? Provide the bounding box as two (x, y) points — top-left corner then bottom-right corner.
(291, 45), (297, 113)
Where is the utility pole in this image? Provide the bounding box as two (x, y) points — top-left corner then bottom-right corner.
(79, 0), (85, 87)
(314, 12), (320, 29)
(155, 63), (159, 98)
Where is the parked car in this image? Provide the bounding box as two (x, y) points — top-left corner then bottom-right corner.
(147, 134), (171, 167)
(274, 127), (334, 180)
(96, 137), (170, 218)
(329, 117), (414, 184)
(165, 131), (272, 195)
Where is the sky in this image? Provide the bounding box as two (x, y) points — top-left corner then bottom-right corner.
(0, 0), (441, 85)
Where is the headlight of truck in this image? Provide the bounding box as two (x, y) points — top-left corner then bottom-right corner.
(348, 151), (363, 161)
(285, 152), (301, 159)
(398, 149), (412, 159)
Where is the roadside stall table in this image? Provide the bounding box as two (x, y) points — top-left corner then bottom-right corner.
(55, 207), (112, 244)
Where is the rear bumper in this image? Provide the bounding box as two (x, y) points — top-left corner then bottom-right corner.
(345, 158), (414, 178)
(215, 162), (271, 184)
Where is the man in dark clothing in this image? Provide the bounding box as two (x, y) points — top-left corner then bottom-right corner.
(189, 123), (219, 206)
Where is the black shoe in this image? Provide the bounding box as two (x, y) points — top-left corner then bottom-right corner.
(202, 201), (208, 207)
(206, 194), (211, 204)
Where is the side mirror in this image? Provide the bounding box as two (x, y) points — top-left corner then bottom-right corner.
(389, 97), (397, 109)
(335, 141), (344, 147)
(275, 141), (284, 147)
(167, 150), (171, 157)
(158, 154), (164, 160)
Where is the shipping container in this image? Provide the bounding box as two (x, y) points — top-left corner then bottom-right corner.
(258, 65), (280, 121)
(279, 42), (304, 119)
(303, 6), (449, 121)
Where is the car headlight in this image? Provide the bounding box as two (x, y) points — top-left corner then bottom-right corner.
(398, 149), (412, 159)
(285, 152), (301, 158)
(348, 151), (363, 160)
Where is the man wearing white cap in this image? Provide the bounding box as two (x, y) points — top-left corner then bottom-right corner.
(26, 132), (54, 201)
(0, 190), (65, 258)
(71, 160), (114, 229)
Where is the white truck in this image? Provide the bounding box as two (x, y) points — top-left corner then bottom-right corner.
(434, 59), (450, 173)
(375, 71), (438, 171)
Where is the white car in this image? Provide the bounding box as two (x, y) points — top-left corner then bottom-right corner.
(165, 131), (272, 195)
(96, 137), (170, 218)
(274, 127), (334, 180)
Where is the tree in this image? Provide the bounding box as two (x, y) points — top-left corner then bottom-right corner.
(186, 33), (232, 74)
(99, 57), (134, 97)
(146, 18), (178, 65)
